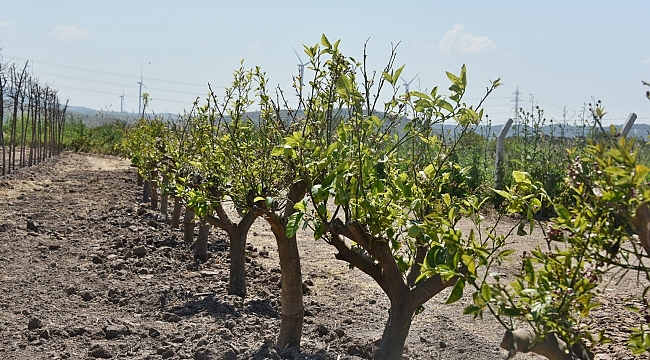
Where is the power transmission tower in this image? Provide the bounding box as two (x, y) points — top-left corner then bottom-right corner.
(512, 87), (521, 122)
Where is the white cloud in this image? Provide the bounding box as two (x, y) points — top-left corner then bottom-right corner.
(0, 21), (13, 28)
(248, 43), (261, 51)
(53, 25), (89, 41)
(642, 58), (650, 65)
(438, 24), (496, 54)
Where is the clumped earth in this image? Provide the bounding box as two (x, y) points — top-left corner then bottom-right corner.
(0, 152), (646, 359)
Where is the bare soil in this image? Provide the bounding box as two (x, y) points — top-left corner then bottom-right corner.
(0, 152), (647, 360)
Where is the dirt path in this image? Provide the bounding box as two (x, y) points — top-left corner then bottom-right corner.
(0, 152), (645, 359)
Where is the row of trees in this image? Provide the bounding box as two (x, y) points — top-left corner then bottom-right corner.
(121, 36), (650, 360)
(0, 55), (68, 176)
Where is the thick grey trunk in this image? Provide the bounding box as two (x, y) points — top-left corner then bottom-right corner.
(150, 171), (158, 210)
(273, 228), (304, 349)
(204, 207), (257, 299)
(160, 193), (168, 220)
(142, 180), (151, 203)
(183, 209), (195, 244)
(374, 300), (415, 360)
(160, 175), (168, 221)
(228, 229), (247, 298)
(195, 222), (210, 262)
(171, 197), (181, 228)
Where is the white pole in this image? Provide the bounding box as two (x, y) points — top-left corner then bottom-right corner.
(495, 118), (514, 189)
(619, 112), (637, 138)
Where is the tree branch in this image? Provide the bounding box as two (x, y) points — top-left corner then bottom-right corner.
(406, 245), (427, 288)
(329, 234), (384, 288)
(330, 218), (408, 300)
(409, 273), (457, 308)
(238, 208), (258, 233)
(283, 180), (307, 219)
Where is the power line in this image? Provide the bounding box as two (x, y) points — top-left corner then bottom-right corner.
(54, 85), (192, 104)
(4, 54), (223, 89)
(33, 70), (209, 98)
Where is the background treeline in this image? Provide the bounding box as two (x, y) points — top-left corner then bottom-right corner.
(0, 58), (68, 175)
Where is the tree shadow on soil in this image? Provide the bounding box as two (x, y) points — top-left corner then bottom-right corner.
(174, 295), (279, 320)
(249, 341), (330, 360)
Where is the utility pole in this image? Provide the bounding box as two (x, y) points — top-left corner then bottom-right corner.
(119, 92), (124, 113)
(529, 94), (535, 113)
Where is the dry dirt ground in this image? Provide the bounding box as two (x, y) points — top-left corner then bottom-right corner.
(0, 152), (647, 360)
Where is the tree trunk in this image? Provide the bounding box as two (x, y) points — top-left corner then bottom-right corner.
(137, 173), (143, 186)
(0, 61), (5, 176)
(195, 222), (210, 262)
(374, 299), (416, 360)
(203, 205), (257, 299)
(150, 171), (158, 210)
(269, 222), (304, 349)
(227, 229), (247, 297)
(261, 180), (307, 349)
(171, 197), (181, 228)
(228, 210), (256, 298)
(183, 209), (195, 244)
(143, 180), (151, 203)
(160, 174), (169, 221)
(329, 220), (457, 360)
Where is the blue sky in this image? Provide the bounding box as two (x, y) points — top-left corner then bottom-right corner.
(1, 0), (648, 125)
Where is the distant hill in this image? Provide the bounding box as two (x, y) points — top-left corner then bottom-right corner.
(472, 122), (650, 140)
(66, 106), (178, 126)
(64, 105), (650, 141)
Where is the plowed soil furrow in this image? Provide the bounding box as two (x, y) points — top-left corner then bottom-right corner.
(0, 152), (644, 360)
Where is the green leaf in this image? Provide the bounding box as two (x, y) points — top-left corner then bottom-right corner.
(293, 199), (307, 212)
(480, 283), (492, 301)
(436, 99), (454, 113)
(460, 64), (467, 87)
(501, 306), (521, 316)
(394, 65), (405, 84)
(463, 304), (481, 315)
(443, 193), (451, 207)
(493, 189), (512, 200)
(517, 222), (527, 236)
(286, 212), (303, 238)
(270, 146), (285, 157)
(446, 71), (460, 85)
(498, 249), (515, 258)
(446, 279), (465, 304)
(461, 254), (476, 275)
(512, 171), (530, 184)
(554, 204), (571, 221)
(321, 34), (332, 48)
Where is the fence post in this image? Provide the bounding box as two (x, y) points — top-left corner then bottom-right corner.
(495, 118), (513, 190)
(619, 112), (637, 138)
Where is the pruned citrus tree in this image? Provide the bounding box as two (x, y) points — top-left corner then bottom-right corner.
(279, 35), (529, 360)
(119, 114), (168, 208)
(208, 64), (308, 348)
(472, 129), (650, 359)
(151, 63), (308, 348)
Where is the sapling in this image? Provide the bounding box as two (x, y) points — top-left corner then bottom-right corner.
(285, 36), (505, 360)
(478, 134), (650, 359)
